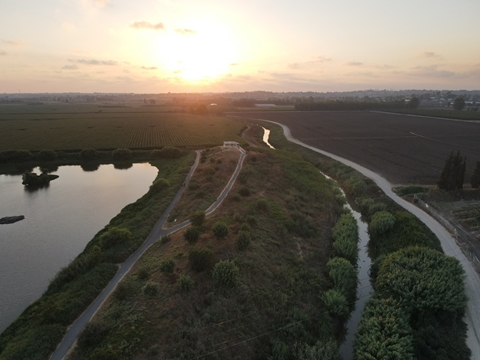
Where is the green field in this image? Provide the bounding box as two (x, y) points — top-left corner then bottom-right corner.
(0, 104), (244, 151)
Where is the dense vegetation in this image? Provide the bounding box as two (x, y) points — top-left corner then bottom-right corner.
(256, 120), (470, 360)
(0, 152), (195, 360)
(66, 147), (353, 359)
(438, 150), (466, 190)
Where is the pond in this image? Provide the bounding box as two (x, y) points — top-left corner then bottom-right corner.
(0, 164), (158, 333)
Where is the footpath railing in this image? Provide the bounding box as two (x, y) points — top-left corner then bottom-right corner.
(414, 194), (480, 272)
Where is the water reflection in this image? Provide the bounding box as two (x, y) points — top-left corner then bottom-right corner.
(0, 163), (158, 333)
(81, 163), (100, 172)
(114, 162), (133, 170)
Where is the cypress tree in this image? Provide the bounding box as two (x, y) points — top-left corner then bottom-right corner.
(471, 161), (480, 188)
(438, 150), (466, 190)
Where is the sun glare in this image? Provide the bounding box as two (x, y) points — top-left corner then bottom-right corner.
(159, 23), (237, 82)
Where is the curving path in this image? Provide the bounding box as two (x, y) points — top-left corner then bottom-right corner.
(232, 116), (480, 358)
(50, 147), (246, 360)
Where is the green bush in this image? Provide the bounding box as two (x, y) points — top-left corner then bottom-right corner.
(37, 149), (57, 162)
(77, 321), (109, 351)
(212, 221), (229, 239)
(0, 149), (33, 163)
(161, 234), (171, 244)
(112, 148), (133, 161)
(354, 297), (414, 360)
(80, 148), (100, 161)
(188, 247), (214, 272)
(376, 247), (467, 312)
(368, 202), (387, 218)
(114, 282), (134, 301)
(89, 347), (120, 360)
(137, 267), (149, 280)
(160, 258), (175, 273)
(239, 187), (251, 196)
(212, 260), (239, 287)
(150, 178), (170, 193)
(345, 177), (367, 197)
(151, 146), (182, 159)
(321, 289), (349, 319)
(368, 211), (396, 237)
(189, 211), (206, 227)
(143, 281), (159, 297)
(177, 275), (195, 292)
(99, 227), (133, 249)
(236, 231), (251, 250)
(294, 340), (341, 360)
(255, 198), (270, 212)
(247, 215), (257, 227)
(327, 257), (357, 300)
(184, 226), (200, 244)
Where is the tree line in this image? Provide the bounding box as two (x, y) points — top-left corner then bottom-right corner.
(438, 150), (480, 190)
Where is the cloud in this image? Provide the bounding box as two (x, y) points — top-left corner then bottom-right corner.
(81, 0), (110, 8)
(116, 76), (132, 81)
(419, 51), (442, 59)
(230, 63), (238, 66)
(0, 50), (7, 56)
(2, 39), (25, 46)
(174, 28), (196, 35)
(68, 58), (117, 65)
(62, 64), (79, 70)
(412, 65), (455, 78)
(287, 63), (301, 69)
(130, 21), (165, 30)
(141, 66), (157, 70)
(345, 61), (363, 66)
(314, 56), (332, 62)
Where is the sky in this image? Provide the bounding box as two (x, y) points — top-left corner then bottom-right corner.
(1, 0), (479, 93)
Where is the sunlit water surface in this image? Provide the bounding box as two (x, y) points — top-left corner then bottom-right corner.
(0, 164), (157, 332)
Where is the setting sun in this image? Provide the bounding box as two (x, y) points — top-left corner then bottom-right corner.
(159, 22), (237, 82)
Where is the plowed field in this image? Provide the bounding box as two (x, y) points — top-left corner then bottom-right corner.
(238, 110), (480, 185)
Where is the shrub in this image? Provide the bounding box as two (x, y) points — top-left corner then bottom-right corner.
(232, 194), (241, 202)
(247, 215), (257, 227)
(294, 340), (341, 360)
(189, 211), (206, 227)
(99, 227), (133, 248)
(80, 148), (100, 161)
(255, 198), (270, 212)
(345, 177), (367, 197)
(184, 226), (200, 244)
(321, 289), (349, 319)
(143, 281), (159, 297)
(77, 321), (109, 351)
(212, 260), (239, 287)
(368, 211), (396, 237)
(161, 235), (171, 244)
(89, 347), (119, 360)
(137, 267), (149, 280)
(327, 257), (357, 300)
(177, 275), (195, 292)
(354, 297), (414, 360)
(37, 149), (57, 162)
(160, 258), (175, 273)
(114, 282), (134, 301)
(236, 230), (251, 250)
(212, 221), (229, 239)
(151, 146), (182, 159)
(368, 202), (387, 218)
(189, 247), (214, 272)
(0, 149), (33, 163)
(332, 238), (358, 264)
(376, 247), (467, 312)
(150, 178), (170, 193)
(112, 148), (133, 161)
(239, 187), (251, 196)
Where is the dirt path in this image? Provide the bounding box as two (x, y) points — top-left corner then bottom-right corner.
(236, 116), (480, 358)
(50, 148), (246, 360)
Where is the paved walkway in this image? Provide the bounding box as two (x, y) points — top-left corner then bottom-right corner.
(50, 148), (246, 359)
(235, 116), (480, 358)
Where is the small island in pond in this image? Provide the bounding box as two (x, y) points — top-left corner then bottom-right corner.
(22, 171), (59, 188)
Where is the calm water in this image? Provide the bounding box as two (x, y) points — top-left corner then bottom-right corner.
(0, 164), (158, 333)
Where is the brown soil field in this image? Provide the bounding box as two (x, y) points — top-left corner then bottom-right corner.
(237, 110), (480, 185)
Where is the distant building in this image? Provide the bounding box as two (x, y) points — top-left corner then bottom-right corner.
(254, 104), (277, 107)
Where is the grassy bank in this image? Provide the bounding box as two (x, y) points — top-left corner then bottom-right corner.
(0, 152), (195, 360)
(258, 120), (470, 359)
(66, 146), (353, 359)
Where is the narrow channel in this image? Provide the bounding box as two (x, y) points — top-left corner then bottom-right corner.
(320, 172), (372, 359)
(263, 126), (372, 358)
